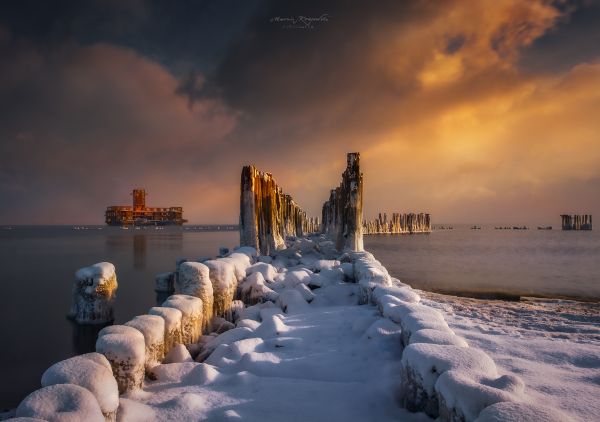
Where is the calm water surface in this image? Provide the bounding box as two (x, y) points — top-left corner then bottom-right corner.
(365, 225), (600, 300)
(0, 226), (237, 409)
(1, 225), (599, 409)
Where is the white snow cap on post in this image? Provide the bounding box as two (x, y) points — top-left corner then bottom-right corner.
(40, 353), (119, 420)
(162, 294), (203, 344)
(69, 262), (118, 324)
(177, 262), (214, 333)
(16, 384), (105, 422)
(96, 325), (146, 394)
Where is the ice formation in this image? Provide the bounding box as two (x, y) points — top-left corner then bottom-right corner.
(96, 325), (145, 394)
(162, 294), (203, 344)
(239, 272), (279, 304)
(68, 262), (118, 324)
(125, 315), (165, 371)
(176, 261), (214, 332)
(148, 306), (183, 354)
(204, 259), (237, 321)
(15, 384), (104, 422)
(40, 353), (118, 420)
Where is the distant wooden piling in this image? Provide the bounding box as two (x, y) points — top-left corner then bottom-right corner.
(561, 214), (592, 230)
(363, 212), (431, 234)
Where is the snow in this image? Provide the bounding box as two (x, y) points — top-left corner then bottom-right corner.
(69, 261), (118, 324)
(15, 384), (104, 422)
(401, 343), (497, 394)
(164, 344), (194, 364)
(125, 315), (166, 369)
(475, 401), (575, 422)
(148, 306), (183, 353)
(422, 293), (600, 421)
(96, 327), (146, 394)
(239, 272), (279, 304)
(409, 328), (468, 347)
(204, 259), (237, 321)
(176, 261), (214, 333)
(162, 294), (203, 344)
(435, 370), (524, 421)
(220, 252), (252, 282)
(245, 262), (277, 283)
(276, 289), (309, 314)
(40, 353), (118, 418)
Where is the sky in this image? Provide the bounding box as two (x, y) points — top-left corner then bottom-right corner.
(1, 0), (599, 225)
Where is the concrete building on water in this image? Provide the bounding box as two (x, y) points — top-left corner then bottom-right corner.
(105, 188), (187, 226)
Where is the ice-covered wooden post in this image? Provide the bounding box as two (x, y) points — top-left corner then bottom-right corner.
(162, 294), (203, 344)
(125, 315), (165, 371)
(96, 325), (146, 394)
(68, 262), (118, 324)
(176, 261), (214, 333)
(149, 306), (183, 356)
(321, 153), (364, 251)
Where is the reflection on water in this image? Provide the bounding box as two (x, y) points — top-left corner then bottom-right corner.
(134, 234), (146, 269)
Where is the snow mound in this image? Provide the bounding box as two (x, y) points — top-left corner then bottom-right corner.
(436, 370), (525, 421)
(236, 318), (261, 330)
(246, 262), (277, 282)
(221, 252), (252, 282)
(312, 259), (340, 272)
(276, 289), (309, 314)
(164, 344), (193, 364)
(382, 301), (452, 346)
(239, 272), (279, 304)
(475, 401), (575, 422)
(116, 398), (157, 422)
(400, 343), (497, 418)
(373, 285), (420, 306)
(162, 295), (203, 344)
(16, 384), (104, 422)
(205, 259), (237, 321)
(353, 255), (392, 304)
(233, 246), (258, 260)
(340, 262), (354, 281)
(176, 262), (213, 332)
(410, 328), (469, 348)
(254, 314), (289, 338)
(40, 353), (118, 419)
(148, 306), (183, 353)
(280, 270), (311, 288)
(197, 327), (254, 362)
(363, 318), (402, 340)
(294, 283), (316, 302)
(125, 315), (165, 369)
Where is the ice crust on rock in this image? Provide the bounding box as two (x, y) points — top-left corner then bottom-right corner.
(205, 259), (237, 321)
(40, 353), (118, 419)
(436, 370), (525, 421)
(16, 384), (104, 422)
(96, 327), (145, 394)
(148, 306), (183, 354)
(125, 315), (166, 369)
(69, 262), (118, 324)
(176, 262), (214, 333)
(475, 401), (575, 422)
(400, 343), (497, 418)
(162, 295), (203, 344)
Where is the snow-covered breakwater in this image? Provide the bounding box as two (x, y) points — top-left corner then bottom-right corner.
(8, 239), (575, 421)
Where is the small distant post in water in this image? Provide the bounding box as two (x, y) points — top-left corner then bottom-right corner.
(68, 262), (118, 324)
(561, 214), (592, 230)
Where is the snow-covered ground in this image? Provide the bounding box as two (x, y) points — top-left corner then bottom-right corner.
(422, 293), (600, 421)
(119, 284), (429, 421)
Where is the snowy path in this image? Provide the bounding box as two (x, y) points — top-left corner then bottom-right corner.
(119, 285), (429, 421)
